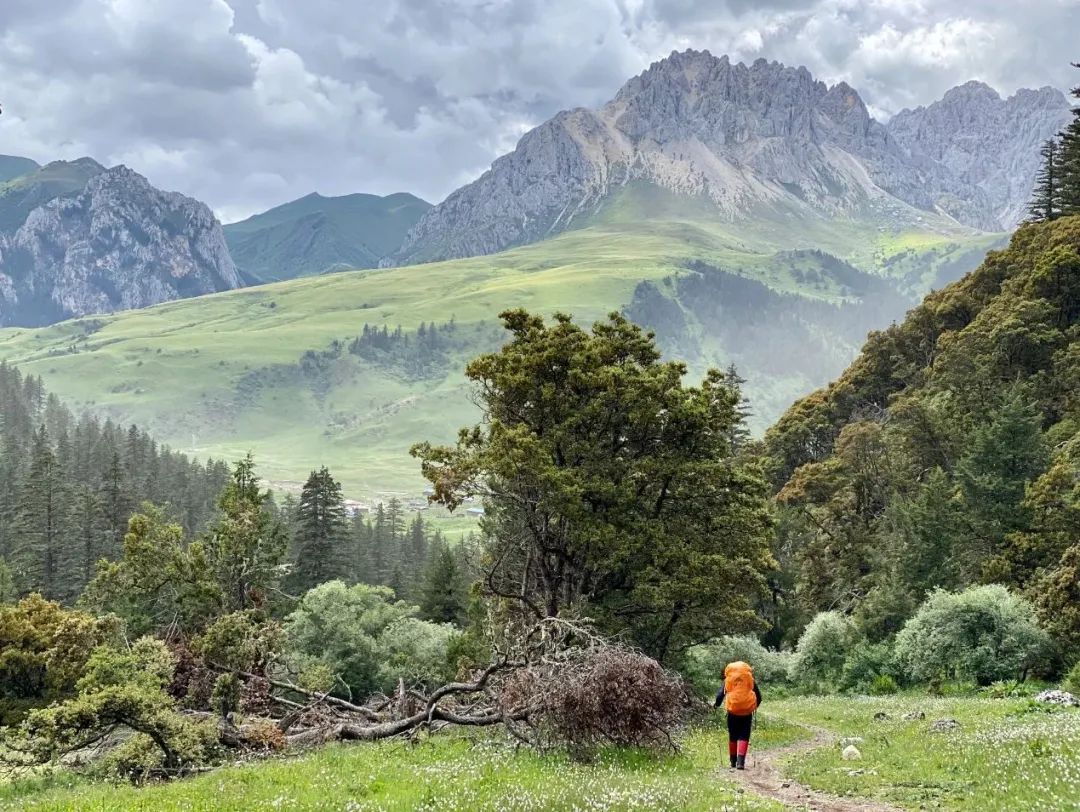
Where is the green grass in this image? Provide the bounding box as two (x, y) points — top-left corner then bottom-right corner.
(773, 694), (1080, 810)
(0, 211), (1000, 499)
(9, 696), (1078, 810)
(1, 717), (804, 811)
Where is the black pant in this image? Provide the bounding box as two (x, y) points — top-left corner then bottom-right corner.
(727, 712), (753, 741)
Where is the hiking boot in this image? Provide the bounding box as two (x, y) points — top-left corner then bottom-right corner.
(729, 755), (737, 769)
(736, 755), (746, 770)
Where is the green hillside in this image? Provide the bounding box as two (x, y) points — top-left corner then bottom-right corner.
(0, 155), (39, 184)
(0, 206), (1002, 499)
(224, 191), (431, 283)
(0, 158), (104, 233)
(764, 215), (1080, 646)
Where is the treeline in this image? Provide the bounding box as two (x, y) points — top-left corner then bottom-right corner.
(348, 320), (459, 379)
(280, 470), (472, 625)
(1029, 63), (1080, 221)
(0, 363), (230, 603)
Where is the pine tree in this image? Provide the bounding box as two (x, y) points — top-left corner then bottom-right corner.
(98, 451), (131, 561)
(288, 466), (350, 593)
(419, 540), (468, 625)
(72, 483), (104, 591)
(12, 427), (74, 599)
(1060, 62), (1080, 216)
(203, 454), (288, 612)
(1028, 139), (1062, 222)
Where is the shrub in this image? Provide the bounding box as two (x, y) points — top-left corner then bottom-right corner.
(789, 611), (857, 689)
(894, 585), (1051, 686)
(682, 635), (792, 697)
(840, 639), (898, 692)
(869, 674), (899, 695)
(284, 581), (456, 699)
(1061, 660), (1080, 693)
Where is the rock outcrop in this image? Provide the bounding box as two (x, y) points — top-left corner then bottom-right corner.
(887, 81), (1071, 228)
(393, 51), (1070, 265)
(0, 162), (241, 326)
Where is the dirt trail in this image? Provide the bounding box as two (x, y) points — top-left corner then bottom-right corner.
(725, 726), (901, 811)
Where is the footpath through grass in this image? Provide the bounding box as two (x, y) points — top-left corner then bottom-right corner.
(0, 716), (803, 811)
(773, 693), (1080, 810)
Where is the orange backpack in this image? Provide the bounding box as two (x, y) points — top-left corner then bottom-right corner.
(724, 661), (758, 715)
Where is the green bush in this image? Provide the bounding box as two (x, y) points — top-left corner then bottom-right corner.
(894, 585), (1051, 686)
(788, 611), (857, 689)
(840, 639), (898, 692)
(869, 674), (899, 695)
(284, 581), (456, 699)
(682, 635), (792, 697)
(1061, 660), (1080, 693)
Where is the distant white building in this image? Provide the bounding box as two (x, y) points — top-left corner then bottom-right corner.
(465, 507), (485, 518)
(343, 500), (370, 517)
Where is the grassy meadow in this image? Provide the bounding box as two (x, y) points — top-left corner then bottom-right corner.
(0, 717), (804, 812)
(5, 695), (1080, 810)
(0, 212), (1000, 499)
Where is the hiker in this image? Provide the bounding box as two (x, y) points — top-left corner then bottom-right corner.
(714, 660), (761, 770)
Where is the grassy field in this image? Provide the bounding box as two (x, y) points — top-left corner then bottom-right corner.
(778, 694), (1080, 810)
(0, 210), (1001, 499)
(0, 717), (804, 811)
(5, 695), (1079, 810)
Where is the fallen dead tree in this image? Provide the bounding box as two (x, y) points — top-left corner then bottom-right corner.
(1, 618), (688, 783)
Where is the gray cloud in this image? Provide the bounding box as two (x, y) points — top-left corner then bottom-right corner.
(1, 0), (1076, 221)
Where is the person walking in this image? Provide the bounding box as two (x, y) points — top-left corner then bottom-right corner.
(714, 660), (761, 770)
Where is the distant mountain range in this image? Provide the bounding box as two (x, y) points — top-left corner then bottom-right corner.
(223, 191), (430, 284)
(392, 51), (1070, 265)
(0, 51), (1070, 332)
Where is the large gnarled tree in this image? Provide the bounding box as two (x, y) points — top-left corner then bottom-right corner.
(413, 310), (774, 663)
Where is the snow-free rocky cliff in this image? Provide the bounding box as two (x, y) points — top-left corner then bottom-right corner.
(393, 51), (1072, 265)
(0, 160), (241, 326)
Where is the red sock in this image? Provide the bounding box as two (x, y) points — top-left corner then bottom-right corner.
(729, 740), (737, 757)
(737, 740), (749, 757)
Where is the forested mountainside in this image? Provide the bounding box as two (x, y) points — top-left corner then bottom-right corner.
(393, 51), (1065, 265)
(224, 192), (431, 283)
(0, 363), (232, 604)
(764, 215), (1080, 654)
(0, 159), (241, 327)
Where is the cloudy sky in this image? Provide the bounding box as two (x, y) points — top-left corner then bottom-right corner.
(1, 0), (1077, 222)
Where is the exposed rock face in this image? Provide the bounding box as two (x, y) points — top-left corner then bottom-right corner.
(887, 81), (1072, 228)
(0, 163), (241, 326)
(393, 51), (1067, 265)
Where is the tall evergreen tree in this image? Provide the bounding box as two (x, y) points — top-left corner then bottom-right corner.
(419, 539), (468, 625)
(203, 455), (288, 612)
(1028, 139), (1062, 222)
(288, 466), (350, 593)
(11, 427), (74, 599)
(1060, 62), (1080, 215)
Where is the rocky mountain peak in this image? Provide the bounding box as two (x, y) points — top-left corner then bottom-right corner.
(887, 80), (1071, 227)
(392, 53), (1070, 265)
(0, 162), (241, 326)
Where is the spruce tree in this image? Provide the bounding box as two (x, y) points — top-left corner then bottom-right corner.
(288, 466), (350, 593)
(1060, 62), (1080, 216)
(12, 427), (74, 599)
(419, 540), (468, 625)
(203, 454), (288, 612)
(1028, 139), (1061, 222)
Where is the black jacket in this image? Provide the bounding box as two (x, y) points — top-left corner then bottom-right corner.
(714, 683), (762, 710)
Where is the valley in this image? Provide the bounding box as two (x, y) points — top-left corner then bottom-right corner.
(0, 205), (999, 498)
